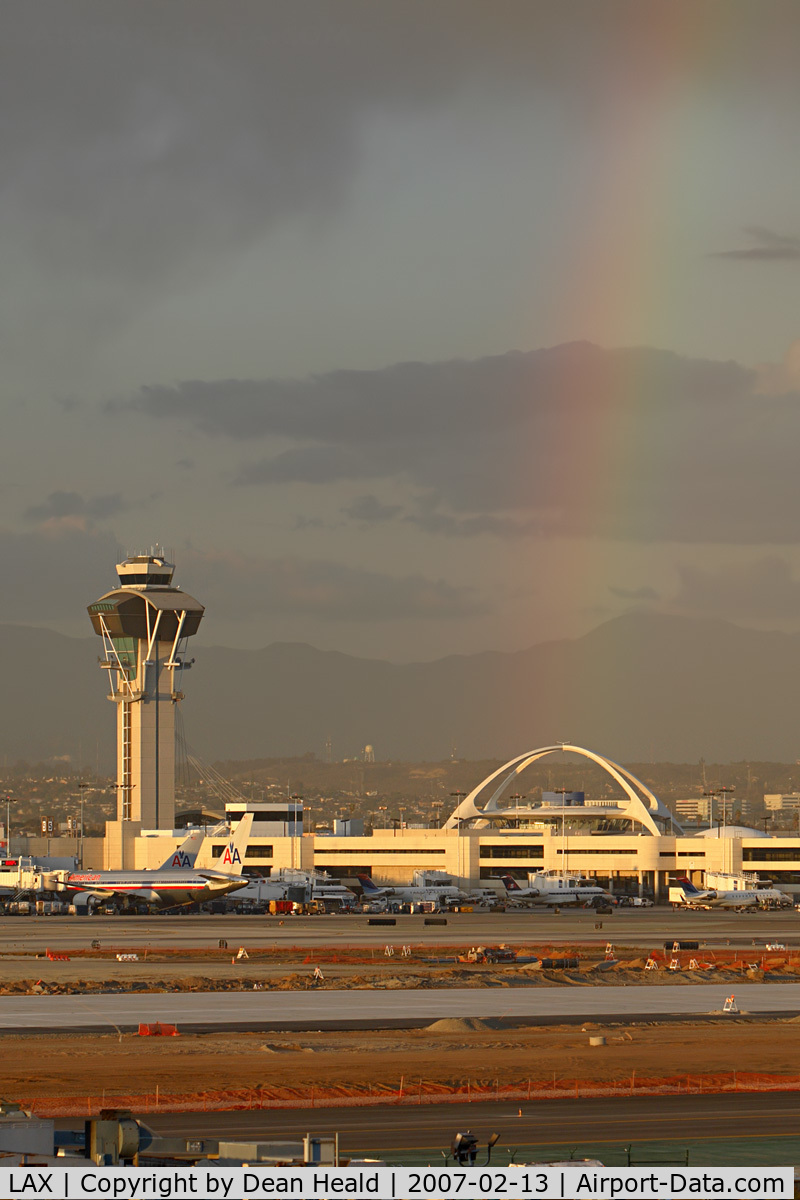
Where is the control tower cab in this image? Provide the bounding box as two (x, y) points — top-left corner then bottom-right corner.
(88, 551), (204, 867)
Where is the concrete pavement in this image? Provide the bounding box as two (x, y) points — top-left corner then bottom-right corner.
(2, 981), (800, 1032)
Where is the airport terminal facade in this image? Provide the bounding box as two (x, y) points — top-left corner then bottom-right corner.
(18, 751), (800, 901)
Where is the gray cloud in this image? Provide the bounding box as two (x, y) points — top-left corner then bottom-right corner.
(0, 525), (120, 624)
(181, 550), (486, 622)
(0, 522), (485, 630)
(609, 585), (660, 602)
(711, 226), (800, 261)
(673, 557), (800, 622)
(0, 1), (628, 299)
(121, 341), (800, 543)
(236, 446), (382, 487)
(2, 1), (795, 343)
(24, 490), (127, 521)
(343, 495), (403, 523)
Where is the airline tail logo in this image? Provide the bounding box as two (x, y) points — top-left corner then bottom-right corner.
(358, 875), (379, 892)
(170, 851), (191, 868)
(678, 876), (699, 893)
(502, 875), (521, 891)
(222, 845), (242, 866)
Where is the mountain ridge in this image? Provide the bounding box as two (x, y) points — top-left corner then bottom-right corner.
(0, 612), (793, 765)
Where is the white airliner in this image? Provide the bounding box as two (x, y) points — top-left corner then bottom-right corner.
(501, 872), (611, 907)
(671, 876), (790, 910)
(54, 816), (253, 910)
(358, 874), (466, 905)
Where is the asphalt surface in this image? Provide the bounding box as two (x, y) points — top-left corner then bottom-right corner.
(0, 908), (799, 952)
(2, 981), (800, 1032)
(136, 1094), (800, 1156)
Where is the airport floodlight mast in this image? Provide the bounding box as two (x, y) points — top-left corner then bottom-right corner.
(87, 550), (204, 868)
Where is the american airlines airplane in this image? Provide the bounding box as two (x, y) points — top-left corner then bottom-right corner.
(52, 816), (253, 911)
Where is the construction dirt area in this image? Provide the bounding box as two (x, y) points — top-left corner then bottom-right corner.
(3, 1017), (800, 1106)
(3, 940), (800, 992)
(4, 942), (800, 1112)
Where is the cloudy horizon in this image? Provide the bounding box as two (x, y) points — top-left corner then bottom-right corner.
(3, 1), (800, 662)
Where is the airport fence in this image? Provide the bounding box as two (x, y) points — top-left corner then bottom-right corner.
(19, 1072), (800, 1118)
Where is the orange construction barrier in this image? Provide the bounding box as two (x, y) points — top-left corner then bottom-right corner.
(137, 1022), (179, 1037)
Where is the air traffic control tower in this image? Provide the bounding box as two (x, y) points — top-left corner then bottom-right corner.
(88, 551), (204, 867)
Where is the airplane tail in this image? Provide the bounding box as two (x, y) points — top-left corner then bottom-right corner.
(501, 875), (521, 891)
(197, 813), (253, 875)
(158, 828), (204, 871)
(357, 874), (382, 894)
(677, 876), (700, 894)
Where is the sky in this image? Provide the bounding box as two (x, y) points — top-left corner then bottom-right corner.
(3, 0), (800, 662)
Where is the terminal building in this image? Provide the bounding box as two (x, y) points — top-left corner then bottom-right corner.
(17, 747), (800, 903)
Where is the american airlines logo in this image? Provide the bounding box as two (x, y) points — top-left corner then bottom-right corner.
(170, 851), (191, 868)
(222, 845), (241, 865)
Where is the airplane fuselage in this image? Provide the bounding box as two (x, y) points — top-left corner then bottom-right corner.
(63, 869), (247, 908)
(678, 888), (784, 909)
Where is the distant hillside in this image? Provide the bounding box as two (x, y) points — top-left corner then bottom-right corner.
(0, 613), (797, 765)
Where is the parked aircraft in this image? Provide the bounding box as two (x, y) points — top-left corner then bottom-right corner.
(670, 876), (790, 910)
(500, 872), (610, 907)
(358, 874), (466, 905)
(233, 868), (357, 909)
(53, 817), (253, 910)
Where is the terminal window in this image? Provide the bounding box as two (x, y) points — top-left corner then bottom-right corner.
(743, 848), (800, 862)
(317, 847), (446, 855)
(556, 847), (637, 855)
(480, 845), (544, 859)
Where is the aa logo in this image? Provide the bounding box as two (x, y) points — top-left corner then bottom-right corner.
(170, 852), (190, 868)
(222, 845), (241, 865)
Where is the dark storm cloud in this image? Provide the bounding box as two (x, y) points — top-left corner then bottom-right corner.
(181, 551), (486, 622)
(0, 0), (604, 293)
(24, 490), (127, 521)
(673, 557), (800, 622)
(4, 2), (799, 296)
(711, 226), (800, 261)
(122, 341), (800, 543)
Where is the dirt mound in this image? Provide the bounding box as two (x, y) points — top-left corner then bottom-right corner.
(425, 1017), (498, 1033)
(260, 1042), (314, 1054)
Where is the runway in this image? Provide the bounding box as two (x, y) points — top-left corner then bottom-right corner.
(137, 1093), (800, 1157)
(0, 908), (798, 953)
(3, 981), (800, 1032)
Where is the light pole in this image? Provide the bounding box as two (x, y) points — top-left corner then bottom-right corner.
(77, 783), (92, 868)
(717, 786), (735, 873)
(4, 796), (16, 860)
(508, 793), (523, 827)
(449, 791), (466, 827)
(291, 794), (303, 869)
(553, 787), (569, 878)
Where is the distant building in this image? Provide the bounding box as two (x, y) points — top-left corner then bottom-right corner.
(765, 793), (800, 812)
